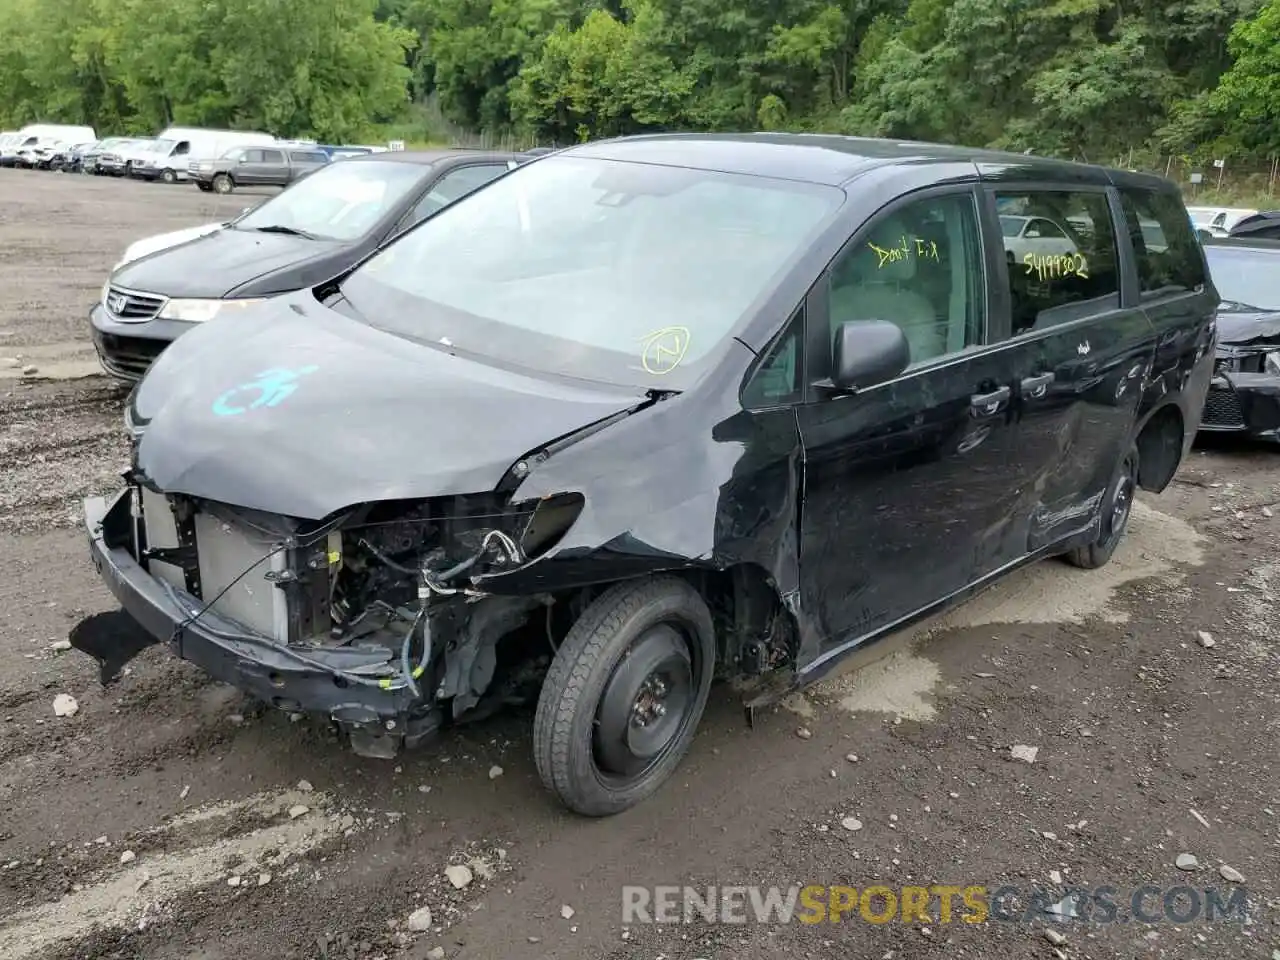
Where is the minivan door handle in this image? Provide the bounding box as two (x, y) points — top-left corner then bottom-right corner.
(970, 385), (1011, 418)
(1020, 372), (1055, 398)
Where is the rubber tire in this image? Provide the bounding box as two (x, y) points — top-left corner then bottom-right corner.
(533, 576), (715, 817)
(211, 174), (233, 194)
(160, 168), (177, 184)
(1064, 442), (1139, 570)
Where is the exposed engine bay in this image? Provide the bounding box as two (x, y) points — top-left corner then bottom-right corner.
(121, 483), (591, 757)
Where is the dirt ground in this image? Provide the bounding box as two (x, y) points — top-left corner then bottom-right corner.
(0, 168), (1277, 960)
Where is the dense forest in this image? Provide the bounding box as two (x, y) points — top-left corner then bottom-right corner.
(0, 0), (1277, 165)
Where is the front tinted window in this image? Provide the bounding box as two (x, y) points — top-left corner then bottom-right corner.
(742, 308), (804, 408)
(261, 149), (284, 164)
(222, 147), (247, 161)
(341, 156), (843, 389)
(995, 190), (1120, 335)
(235, 160), (427, 242)
(828, 192), (985, 366)
(1119, 189), (1206, 296)
(1202, 246), (1280, 311)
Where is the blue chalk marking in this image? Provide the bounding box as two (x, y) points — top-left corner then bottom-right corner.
(212, 365), (319, 416)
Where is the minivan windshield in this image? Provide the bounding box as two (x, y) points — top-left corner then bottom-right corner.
(340, 155), (844, 389)
(235, 160), (426, 242)
(1203, 245), (1280, 311)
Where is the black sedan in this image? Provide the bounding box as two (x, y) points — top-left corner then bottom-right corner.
(91, 149), (537, 380)
(1200, 237), (1280, 439)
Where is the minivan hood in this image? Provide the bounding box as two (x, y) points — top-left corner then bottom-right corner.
(131, 295), (648, 518)
(113, 228), (343, 299)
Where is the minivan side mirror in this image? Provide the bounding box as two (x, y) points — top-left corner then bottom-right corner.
(830, 320), (910, 392)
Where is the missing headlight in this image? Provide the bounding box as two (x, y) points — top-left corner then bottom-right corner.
(519, 493), (585, 559)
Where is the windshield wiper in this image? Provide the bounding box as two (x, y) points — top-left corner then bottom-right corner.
(1220, 299), (1269, 312)
(250, 224), (323, 240)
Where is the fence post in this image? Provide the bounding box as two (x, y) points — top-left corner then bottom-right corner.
(1164, 156), (1173, 179)
(1270, 157), (1278, 199)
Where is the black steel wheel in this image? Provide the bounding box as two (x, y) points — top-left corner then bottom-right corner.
(1065, 442), (1139, 569)
(533, 576), (715, 816)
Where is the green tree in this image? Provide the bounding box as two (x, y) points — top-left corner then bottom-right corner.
(1205, 0), (1280, 154)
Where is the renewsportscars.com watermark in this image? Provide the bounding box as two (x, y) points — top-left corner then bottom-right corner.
(622, 884), (1252, 925)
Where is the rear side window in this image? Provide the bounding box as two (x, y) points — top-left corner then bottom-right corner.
(261, 149), (285, 164)
(289, 150), (328, 163)
(994, 191), (1120, 335)
(1119, 189), (1205, 297)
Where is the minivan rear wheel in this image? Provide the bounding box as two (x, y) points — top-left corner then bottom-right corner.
(1065, 443), (1139, 570)
(533, 576), (715, 817)
(212, 174), (233, 194)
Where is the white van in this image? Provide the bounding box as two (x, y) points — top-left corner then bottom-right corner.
(0, 124), (96, 165)
(132, 127), (275, 183)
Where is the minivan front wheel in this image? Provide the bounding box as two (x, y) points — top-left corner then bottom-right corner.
(1066, 443), (1139, 570)
(211, 174), (234, 194)
(160, 168), (177, 184)
(533, 576), (715, 817)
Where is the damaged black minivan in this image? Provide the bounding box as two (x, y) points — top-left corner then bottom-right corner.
(75, 134), (1216, 816)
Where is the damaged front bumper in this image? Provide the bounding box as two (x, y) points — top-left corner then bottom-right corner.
(1200, 352), (1280, 438)
(77, 488), (439, 753)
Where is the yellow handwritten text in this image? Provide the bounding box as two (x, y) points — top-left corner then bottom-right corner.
(638, 325), (691, 375)
(868, 235), (940, 270)
(1023, 252), (1089, 282)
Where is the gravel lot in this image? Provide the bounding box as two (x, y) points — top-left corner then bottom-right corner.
(0, 168), (1277, 960)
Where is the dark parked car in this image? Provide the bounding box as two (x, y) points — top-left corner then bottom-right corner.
(1199, 237), (1280, 439)
(1227, 211), (1280, 241)
(49, 141), (93, 172)
(92, 150), (529, 380)
(190, 145), (330, 194)
(316, 144), (375, 160)
(74, 134), (1213, 817)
